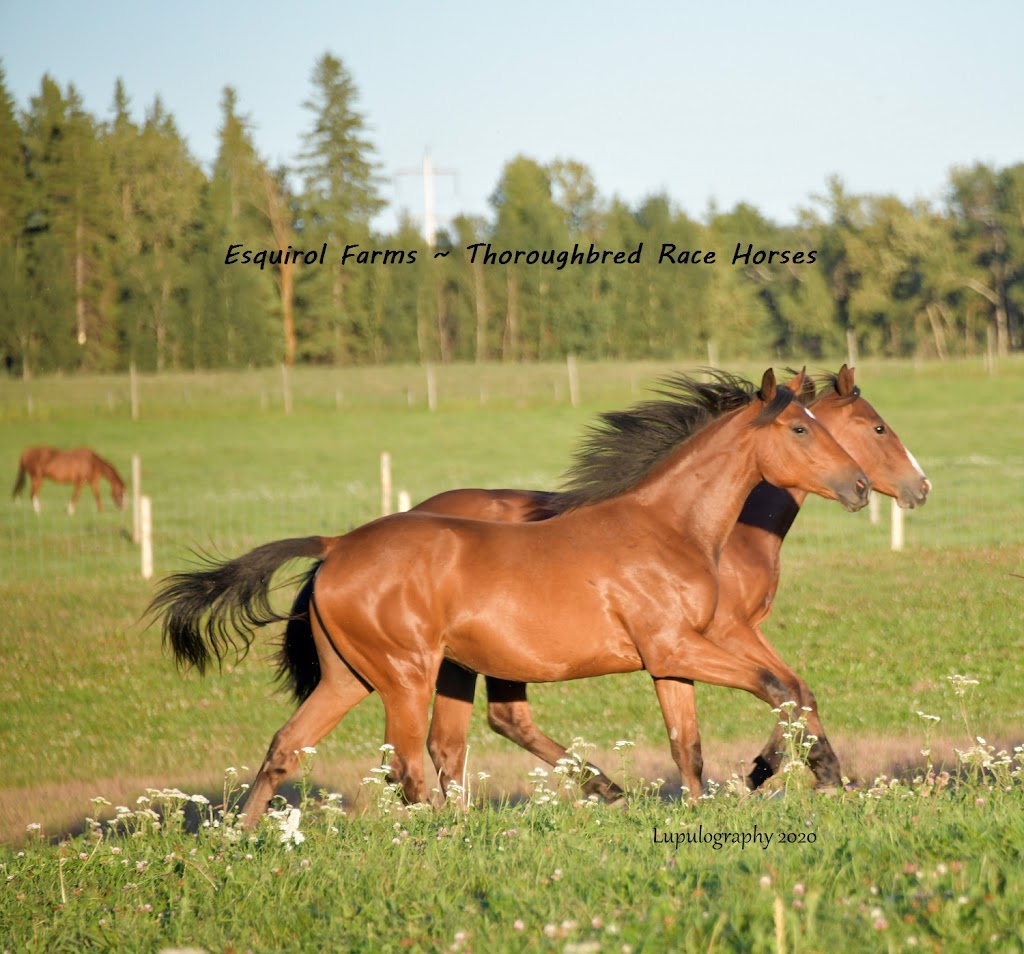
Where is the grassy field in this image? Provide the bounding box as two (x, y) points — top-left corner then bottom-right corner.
(1, 357), (1022, 951)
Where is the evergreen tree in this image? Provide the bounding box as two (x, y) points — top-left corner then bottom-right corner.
(0, 64), (31, 375)
(189, 87), (277, 368)
(115, 96), (204, 370)
(295, 52), (384, 365)
(21, 76), (113, 368)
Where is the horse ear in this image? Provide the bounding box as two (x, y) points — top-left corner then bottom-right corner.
(837, 363), (856, 396)
(760, 368), (777, 402)
(783, 367), (812, 403)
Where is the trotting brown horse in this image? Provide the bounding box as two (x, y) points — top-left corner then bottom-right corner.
(277, 365), (930, 802)
(13, 446), (126, 515)
(148, 369), (870, 825)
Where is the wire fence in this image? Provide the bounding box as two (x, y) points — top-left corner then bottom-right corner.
(2, 358), (1022, 584)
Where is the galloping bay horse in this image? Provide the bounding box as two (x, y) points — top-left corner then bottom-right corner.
(148, 369), (870, 826)
(277, 365), (930, 803)
(13, 446), (126, 515)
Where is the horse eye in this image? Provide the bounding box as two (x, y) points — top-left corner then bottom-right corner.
(791, 425), (807, 435)
(874, 425), (886, 434)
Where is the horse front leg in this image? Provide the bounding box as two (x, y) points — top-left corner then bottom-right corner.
(68, 481), (84, 516)
(651, 677), (703, 801)
(706, 619), (841, 789)
(483, 677), (624, 803)
(90, 479), (103, 512)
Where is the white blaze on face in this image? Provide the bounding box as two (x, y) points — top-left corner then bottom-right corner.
(904, 447), (927, 479)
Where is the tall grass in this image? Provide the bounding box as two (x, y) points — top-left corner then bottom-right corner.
(3, 696), (1021, 952)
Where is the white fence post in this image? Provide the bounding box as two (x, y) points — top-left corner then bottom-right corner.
(380, 452), (393, 516)
(868, 490), (880, 525)
(397, 490), (411, 513)
(140, 495), (153, 580)
(890, 497), (905, 552)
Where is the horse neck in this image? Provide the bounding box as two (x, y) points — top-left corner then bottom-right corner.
(631, 406), (763, 555)
(95, 456), (120, 487)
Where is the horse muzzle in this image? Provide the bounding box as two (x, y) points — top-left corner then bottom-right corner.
(895, 476), (931, 510)
(837, 475), (871, 512)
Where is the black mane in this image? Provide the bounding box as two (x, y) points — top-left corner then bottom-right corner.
(548, 369), (794, 514)
(809, 370), (860, 407)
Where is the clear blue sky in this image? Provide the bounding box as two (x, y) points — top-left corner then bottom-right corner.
(3, 0), (1023, 237)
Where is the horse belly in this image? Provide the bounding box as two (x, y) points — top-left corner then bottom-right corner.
(443, 589), (642, 684)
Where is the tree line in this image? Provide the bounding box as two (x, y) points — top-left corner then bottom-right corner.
(1, 53), (1022, 376)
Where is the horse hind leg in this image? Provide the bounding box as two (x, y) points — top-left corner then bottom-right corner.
(381, 675), (441, 806)
(483, 677), (624, 802)
(241, 668), (372, 827)
(427, 661), (479, 802)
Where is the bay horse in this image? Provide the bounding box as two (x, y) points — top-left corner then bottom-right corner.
(13, 446), (126, 515)
(148, 369), (870, 825)
(279, 365), (930, 802)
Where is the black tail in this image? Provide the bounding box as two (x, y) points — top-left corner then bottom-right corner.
(146, 536), (330, 675)
(273, 560), (324, 704)
(12, 462), (25, 499)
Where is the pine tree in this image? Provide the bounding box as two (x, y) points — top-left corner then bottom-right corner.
(295, 52), (384, 364)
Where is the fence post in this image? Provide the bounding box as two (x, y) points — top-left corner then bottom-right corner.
(890, 497), (904, 552)
(381, 452), (393, 516)
(140, 495), (153, 580)
(130, 361), (139, 421)
(397, 490), (411, 513)
(426, 364), (437, 412)
(567, 353), (580, 407)
(868, 490), (880, 525)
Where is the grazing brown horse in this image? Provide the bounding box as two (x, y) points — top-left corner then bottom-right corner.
(148, 369), (870, 825)
(279, 366), (930, 802)
(13, 446), (126, 515)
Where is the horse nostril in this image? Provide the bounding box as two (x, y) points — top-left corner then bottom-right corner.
(922, 478), (932, 495)
(855, 478), (869, 498)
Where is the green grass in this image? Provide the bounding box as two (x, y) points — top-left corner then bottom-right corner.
(1, 357), (1022, 949)
(2, 743), (1022, 952)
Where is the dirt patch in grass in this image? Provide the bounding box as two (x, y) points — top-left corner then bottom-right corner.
(4, 732), (1016, 846)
